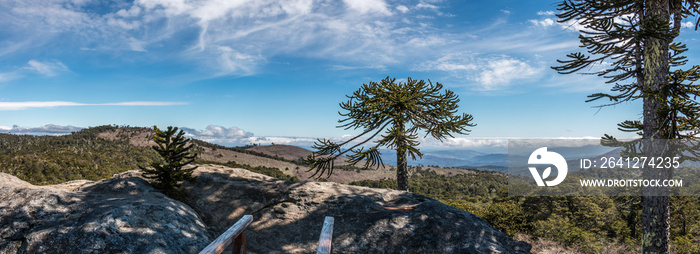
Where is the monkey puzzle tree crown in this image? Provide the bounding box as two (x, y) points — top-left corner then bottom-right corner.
(141, 125), (198, 197)
(305, 76), (475, 191)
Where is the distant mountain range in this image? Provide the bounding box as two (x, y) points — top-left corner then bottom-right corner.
(377, 145), (627, 174)
(378, 148), (509, 168)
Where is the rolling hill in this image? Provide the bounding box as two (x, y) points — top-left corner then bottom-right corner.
(0, 125), (483, 185)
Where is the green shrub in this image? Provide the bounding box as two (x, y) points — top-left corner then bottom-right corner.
(141, 126), (197, 198)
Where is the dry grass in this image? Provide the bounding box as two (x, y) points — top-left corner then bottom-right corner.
(245, 144), (313, 161)
(96, 127), (155, 147)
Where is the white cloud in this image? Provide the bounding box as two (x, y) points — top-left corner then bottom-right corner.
(0, 122), (609, 148)
(128, 38), (147, 52)
(537, 11), (555, 16)
(106, 16), (141, 30)
(416, 53), (478, 72)
(0, 124), (83, 136)
(181, 125), (323, 147)
(415, 53), (543, 91)
(25, 60), (69, 77)
(476, 58), (540, 90)
(331, 64), (386, 70)
(243, 136), (318, 146)
(396, 5), (409, 13)
(213, 46), (265, 75)
(529, 16), (594, 34)
(416, 3), (439, 9)
(182, 125), (254, 140)
(132, 0), (414, 75)
(236, 135), (603, 149)
(117, 6), (142, 18)
(101, 101), (188, 106)
(0, 0), (568, 84)
(406, 36), (448, 47)
(0, 0), (589, 88)
(0, 101), (83, 110)
(0, 101), (187, 110)
(529, 18), (555, 28)
(428, 137), (509, 148)
(0, 72), (21, 82)
(565, 19), (598, 33)
(343, 0), (391, 15)
(681, 21), (695, 29)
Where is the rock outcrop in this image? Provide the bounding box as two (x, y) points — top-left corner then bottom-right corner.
(185, 165), (531, 253)
(1, 164), (531, 253)
(0, 172), (210, 254)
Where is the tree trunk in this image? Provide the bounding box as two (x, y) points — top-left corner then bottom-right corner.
(396, 146), (409, 191)
(395, 120), (409, 191)
(641, 0), (671, 253)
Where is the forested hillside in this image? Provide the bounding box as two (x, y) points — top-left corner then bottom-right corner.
(351, 168), (700, 253)
(4, 125), (700, 253)
(0, 125), (306, 185)
(0, 125), (159, 184)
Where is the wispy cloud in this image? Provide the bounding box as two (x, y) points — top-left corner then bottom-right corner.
(0, 72), (21, 82)
(0, 60), (71, 82)
(101, 101), (189, 106)
(529, 18), (556, 28)
(0, 101), (188, 110)
(416, 3), (439, 10)
(476, 58), (541, 90)
(344, 0), (392, 15)
(396, 5), (409, 13)
(24, 60), (69, 77)
(0, 1), (594, 94)
(415, 53), (543, 91)
(331, 64), (386, 70)
(0, 0), (465, 78)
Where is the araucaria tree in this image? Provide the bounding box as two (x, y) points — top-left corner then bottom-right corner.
(553, 0), (699, 253)
(305, 77), (475, 191)
(141, 125), (198, 197)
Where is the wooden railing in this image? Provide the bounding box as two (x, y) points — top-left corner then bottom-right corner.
(316, 216), (334, 254)
(199, 215), (253, 254)
(199, 215), (335, 254)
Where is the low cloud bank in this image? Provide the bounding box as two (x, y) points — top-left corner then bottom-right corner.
(1, 124), (603, 150)
(0, 124), (83, 135)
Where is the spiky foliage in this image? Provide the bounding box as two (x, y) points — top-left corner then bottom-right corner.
(141, 126), (197, 197)
(305, 77), (475, 191)
(553, 0), (700, 252)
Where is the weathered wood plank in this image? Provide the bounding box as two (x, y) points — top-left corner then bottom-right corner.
(316, 216), (334, 254)
(199, 215), (253, 254)
(232, 231), (246, 254)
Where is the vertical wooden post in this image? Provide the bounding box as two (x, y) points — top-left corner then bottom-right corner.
(232, 232), (246, 254)
(317, 216), (334, 254)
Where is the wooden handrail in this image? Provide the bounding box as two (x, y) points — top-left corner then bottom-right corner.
(316, 216), (334, 254)
(200, 215), (253, 254)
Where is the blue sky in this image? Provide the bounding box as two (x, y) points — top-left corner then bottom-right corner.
(1, 0), (699, 148)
